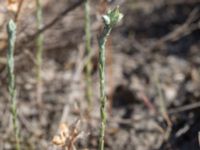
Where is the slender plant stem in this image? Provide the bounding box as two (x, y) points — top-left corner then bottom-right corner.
(84, 0), (92, 110)
(36, 0), (44, 104)
(98, 7), (123, 150)
(7, 20), (21, 150)
(98, 26), (111, 150)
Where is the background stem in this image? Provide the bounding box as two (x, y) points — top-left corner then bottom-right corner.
(84, 0), (92, 111)
(36, 0), (44, 104)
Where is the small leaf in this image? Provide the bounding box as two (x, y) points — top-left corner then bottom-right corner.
(7, 20), (16, 34)
(102, 15), (110, 25)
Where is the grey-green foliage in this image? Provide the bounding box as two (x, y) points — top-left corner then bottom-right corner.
(7, 20), (21, 150)
(98, 6), (123, 150)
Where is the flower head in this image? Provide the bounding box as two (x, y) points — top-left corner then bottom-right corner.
(102, 6), (123, 27)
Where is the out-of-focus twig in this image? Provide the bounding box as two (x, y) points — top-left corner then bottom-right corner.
(28, 0), (84, 41)
(138, 92), (156, 114)
(154, 69), (172, 140)
(14, 0), (24, 23)
(0, 1), (85, 56)
(168, 101), (200, 114)
(131, 8), (200, 53)
(150, 8), (200, 50)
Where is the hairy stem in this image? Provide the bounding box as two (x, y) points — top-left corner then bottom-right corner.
(98, 26), (111, 150)
(98, 7), (123, 150)
(7, 20), (21, 150)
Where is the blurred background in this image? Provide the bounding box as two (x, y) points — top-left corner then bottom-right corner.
(0, 0), (200, 149)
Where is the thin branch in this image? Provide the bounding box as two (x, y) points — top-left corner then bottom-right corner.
(18, 0), (85, 48)
(29, 0), (85, 42)
(14, 0), (24, 23)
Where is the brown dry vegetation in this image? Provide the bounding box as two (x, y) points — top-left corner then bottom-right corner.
(0, 0), (200, 150)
